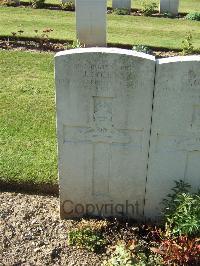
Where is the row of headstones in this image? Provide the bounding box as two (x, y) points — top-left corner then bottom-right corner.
(55, 48), (200, 221)
(64, 0), (180, 16)
(76, 0), (180, 47)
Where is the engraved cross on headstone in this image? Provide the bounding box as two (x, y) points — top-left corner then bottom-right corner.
(63, 95), (140, 196)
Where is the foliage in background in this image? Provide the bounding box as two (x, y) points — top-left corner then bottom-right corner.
(60, 0), (75, 11)
(181, 32), (194, 55)
(185, 12), (200, 21)
(68, 220), (108, 252)
(162, 180), (200, 236)
(67, 39), (85, 49)
(31, 0), (45, 8)
(132, 45), (152, 54)
(0, 0), (19, 6)
(113, 8), (130, 16)
(141, 0), (157, 16)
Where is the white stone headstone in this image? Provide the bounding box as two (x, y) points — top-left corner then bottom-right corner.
(76, 0), (107, 47)
(159, 0), (179, 16)
(55, 48), (156, 219)
(112, 0), (131, 10)
(145, 56), (200, 220)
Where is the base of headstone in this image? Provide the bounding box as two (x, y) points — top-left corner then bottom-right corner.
(76, 0), (107, 47)
(159, 0), (179, 16)
(112, 0), (131, 10)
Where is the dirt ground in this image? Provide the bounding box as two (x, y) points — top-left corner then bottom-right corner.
(0, 192), (104, 266)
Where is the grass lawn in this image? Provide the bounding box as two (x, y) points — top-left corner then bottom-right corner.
(0, 6), (200, 50)
(0, 50), (57, 184)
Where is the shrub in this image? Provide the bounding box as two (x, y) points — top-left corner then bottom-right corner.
(151, 236), (200, 265)
(60, 0), (75, 11)
(0, 0), (19, 6)
(132, 45), (152, 55)
(141, 1), (157, 16)
(113, 8), (130, 15)
(162, 180), (200, 236)
(31, 0), (45, 8)
(185, 12), (200, 21)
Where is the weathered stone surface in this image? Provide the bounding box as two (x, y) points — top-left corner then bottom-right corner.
(112, 0), (131, 10)
(159, 0), (179, 15)
(76, 0), (107, 47)
(55, 48), (155, 219)
(145, 56), (200, 220)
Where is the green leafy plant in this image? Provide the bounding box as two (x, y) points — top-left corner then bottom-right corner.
(104, 242), (134, 266)
(67, 39), (85, 49)
(104, 240), (164, 266)
(60, 0), (75, 11)
(132, 45), (152, 54)
(141, 1), (157, 16)
(68, 220), (108, 252)
(68, 227), (106, 252)
(185, 12), (200, 21)
(31, 0), (45, 8)
(113, 8), (130, 15)
(181, 32), (194, 55)
(162, 180), (200, 236)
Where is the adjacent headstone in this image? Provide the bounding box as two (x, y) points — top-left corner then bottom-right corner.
(55, 48), (156, 219)
(159, 0), (179, 16)
(112, 0), (131, 10)
(145, 56), (200, 220)
(76, 0), (107, 47)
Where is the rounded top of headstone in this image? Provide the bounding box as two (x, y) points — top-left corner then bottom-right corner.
(158, 55), (200, 64)
(55, 47), (155, 61)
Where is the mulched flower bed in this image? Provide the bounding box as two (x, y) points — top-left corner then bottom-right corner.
(0, 37), (186, 58)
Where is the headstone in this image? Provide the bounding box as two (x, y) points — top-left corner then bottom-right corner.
(112, 0), (131, 10)
(145, 56), (200, 220)
(55, 48), (156, 219)
(159, 0), (179, 16)
(76, 0), (107, 47)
